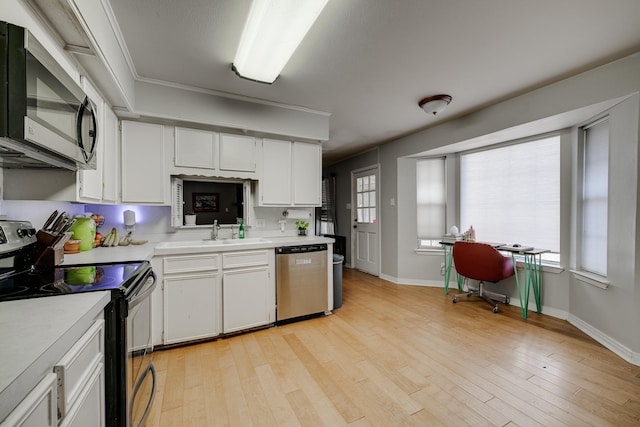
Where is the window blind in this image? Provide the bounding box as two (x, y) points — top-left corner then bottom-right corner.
(416, 158), (446, 240)
(581, 119), (609, 275)
(460, 136), (560, 252)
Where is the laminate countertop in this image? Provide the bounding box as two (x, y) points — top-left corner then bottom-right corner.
(0, 291), (111, 421)
(63, 235), (334, 261)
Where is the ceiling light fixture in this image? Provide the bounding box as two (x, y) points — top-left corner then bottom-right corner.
(232, 0), (329, 84)
(418, 94), (453, 115)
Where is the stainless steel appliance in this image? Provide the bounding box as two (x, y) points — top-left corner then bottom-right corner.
(276, 244), (328, 322)
(0, 21), (98, 170)
(0, 221), (156, 427)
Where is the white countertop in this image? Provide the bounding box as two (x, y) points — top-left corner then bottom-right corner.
(63, 235), (334, 261)
(0, 292), (111, 421)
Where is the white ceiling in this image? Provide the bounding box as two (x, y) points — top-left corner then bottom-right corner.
(104, 0), (640, 164)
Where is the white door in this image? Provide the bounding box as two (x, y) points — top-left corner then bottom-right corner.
(352, 167), (379, 276)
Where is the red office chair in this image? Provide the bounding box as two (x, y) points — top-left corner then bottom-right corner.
(452, 241), (514, 313)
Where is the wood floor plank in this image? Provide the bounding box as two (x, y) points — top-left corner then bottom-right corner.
(147, 269), (640, 426)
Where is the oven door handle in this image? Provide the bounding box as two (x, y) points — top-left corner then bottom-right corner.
(128, 362), (156, 427)
(129, 270), (157, 309)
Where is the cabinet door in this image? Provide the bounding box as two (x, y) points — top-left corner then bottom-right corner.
(121, 121), (165, 203)
(260, 138), (292, 205)
(175, 127), (217, 170)
(223, 266), (273, 333)
(0, 373), (57, 427)
(59, 362), (105, 427)
(219, 133), (256, 172)
(78, 77), (104, 202)
(293, 141), (321, 206)
(164, 273), (221, 344)
(101, 106), (118, 203)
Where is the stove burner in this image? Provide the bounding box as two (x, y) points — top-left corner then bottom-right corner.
(0, 285), (30, 298)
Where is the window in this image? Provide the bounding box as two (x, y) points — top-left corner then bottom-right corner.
(460, 136), (560, 262)
(356, 174), (376, 224)
(416, 157), (446, 248)
(581, 118), (609, 276)
(319, 175), (337, 235)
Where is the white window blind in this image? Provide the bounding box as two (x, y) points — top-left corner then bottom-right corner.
(416, 158), (446, 242)
(460, 136), (560, 254)
(581, 119), (609, 276)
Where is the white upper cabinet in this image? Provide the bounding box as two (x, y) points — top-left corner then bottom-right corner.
(171, 129), (256, 178)
(121, 121), (167, 204)
(101, 106), (119, 203)
(293, 141), (322, 206)
(77, 76), (118, 204)
(259, 138), (293, 205)
(77, 77), (104, 202)
(174, 127), (218, 170)
(258, 139), (321, 207)
(219, 133), (256, 173)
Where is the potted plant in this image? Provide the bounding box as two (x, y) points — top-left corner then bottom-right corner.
(295, 220), (309, 236)
(184, 211), (197, 226)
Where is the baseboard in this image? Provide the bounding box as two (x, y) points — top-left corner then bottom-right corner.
(568, 314), (640, 366)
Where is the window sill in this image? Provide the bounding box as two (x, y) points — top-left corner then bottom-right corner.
(414, 248), (444, 255)
(570, 270), (610, 289)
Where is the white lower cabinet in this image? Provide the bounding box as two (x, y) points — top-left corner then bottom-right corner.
(162, 253), (221, 344)
(164, 273), (221, 344)
(222, 250), (275, 333)
(223, 267), (272, 333)
(0, 374), (57, 427)
(58, 363), (104, 427)
(158, 249), (275, 345)
(54, 319), (105, 427)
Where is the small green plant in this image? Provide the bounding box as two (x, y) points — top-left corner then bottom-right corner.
(295, 220), (309, 229)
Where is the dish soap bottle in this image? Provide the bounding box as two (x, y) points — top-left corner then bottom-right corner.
(238, 222), (245, 239)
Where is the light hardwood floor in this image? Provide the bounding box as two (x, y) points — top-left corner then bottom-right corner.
(146, 268), (640, 426)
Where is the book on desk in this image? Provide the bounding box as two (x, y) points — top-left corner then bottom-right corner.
(440, 234), (463, 244)
(498, 244), (534, 252)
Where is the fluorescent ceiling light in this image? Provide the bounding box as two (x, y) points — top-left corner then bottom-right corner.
(233, 0), (329, 84)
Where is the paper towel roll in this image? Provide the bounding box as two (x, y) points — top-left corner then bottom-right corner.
(283, 209), (311, 219)
(123, 210), (136, 226)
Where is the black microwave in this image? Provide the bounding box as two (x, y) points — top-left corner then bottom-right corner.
(0, 21), (97, 170)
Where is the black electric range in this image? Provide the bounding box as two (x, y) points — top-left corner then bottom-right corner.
(0, 261), (146, 302)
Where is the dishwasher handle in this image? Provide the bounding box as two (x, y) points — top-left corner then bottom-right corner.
(276, 244), (327, 255)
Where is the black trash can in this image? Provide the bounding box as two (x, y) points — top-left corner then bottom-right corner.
(333, 254), (344, 309)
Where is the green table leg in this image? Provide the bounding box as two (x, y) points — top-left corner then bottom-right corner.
(512, 252), (544, 318)
(442, 244), (453, 294)
(524, 253), (543, 313)
(510, 253), (527, 318)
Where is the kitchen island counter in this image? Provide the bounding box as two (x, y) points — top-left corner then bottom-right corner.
(0, 291), (111, 421)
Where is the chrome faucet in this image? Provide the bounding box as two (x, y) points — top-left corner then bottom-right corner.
(211, 220), (221, 240)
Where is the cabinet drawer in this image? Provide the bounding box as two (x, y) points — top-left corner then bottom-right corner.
(164, 253), (219, 274)
(222, 250), (269, 268)
(54, 319), (104, 420)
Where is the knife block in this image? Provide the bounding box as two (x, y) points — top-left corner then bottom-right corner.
(33, 230), (64, 267)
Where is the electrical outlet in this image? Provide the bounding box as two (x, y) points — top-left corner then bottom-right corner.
(255, 219), (265, 228)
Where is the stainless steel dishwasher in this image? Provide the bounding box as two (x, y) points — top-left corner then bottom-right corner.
(276, 244), (328, 322)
